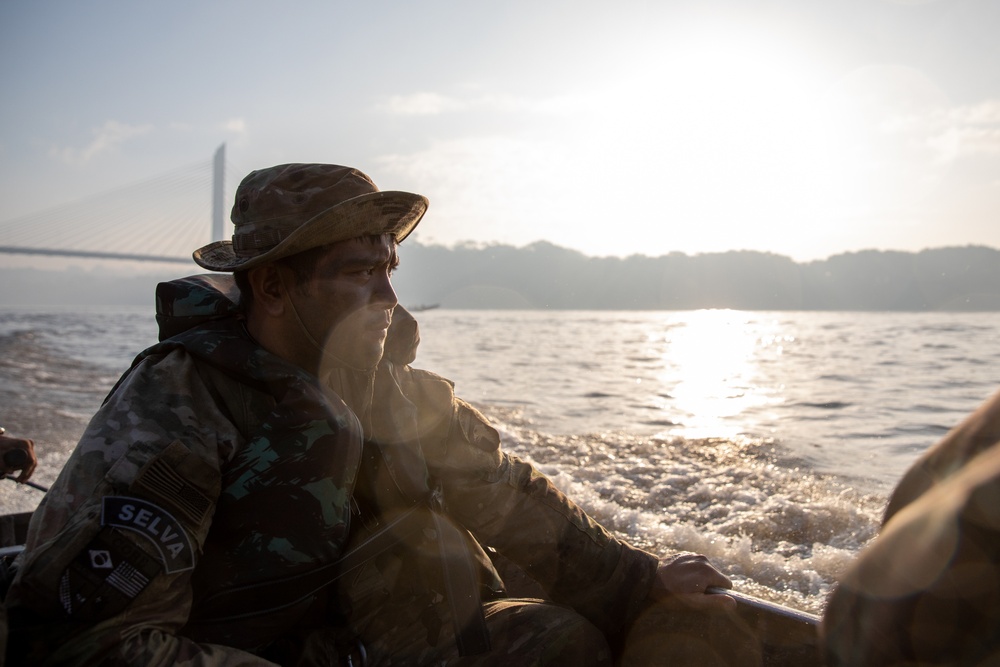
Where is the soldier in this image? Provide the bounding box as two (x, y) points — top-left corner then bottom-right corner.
(5, 164), (744, 666)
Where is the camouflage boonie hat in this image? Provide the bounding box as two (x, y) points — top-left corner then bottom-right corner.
(193, 163), (429, 272)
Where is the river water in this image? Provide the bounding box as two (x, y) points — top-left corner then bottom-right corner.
(2, 306), (999, 614)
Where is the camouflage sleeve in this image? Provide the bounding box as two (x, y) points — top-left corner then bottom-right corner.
(823, 440), (1000, 666)
(5, 349), (276, 666)
(883, 388), (1000, 524)
(393, 365), (659, 638)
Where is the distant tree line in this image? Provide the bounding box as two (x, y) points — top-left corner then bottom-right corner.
(394, 242), (1000, 311)
(3, 243), (1000, 310)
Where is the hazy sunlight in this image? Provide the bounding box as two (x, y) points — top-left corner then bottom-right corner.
(578, 26), (864, 259)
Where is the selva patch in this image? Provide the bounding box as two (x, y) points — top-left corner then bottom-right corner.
(101, 496), (195, 573)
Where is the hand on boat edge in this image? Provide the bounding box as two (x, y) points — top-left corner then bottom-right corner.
(648, 552), (737, 612)
(1, 431), (38, 483)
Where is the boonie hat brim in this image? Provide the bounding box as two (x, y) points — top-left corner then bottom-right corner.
(193, 189), (427, 272)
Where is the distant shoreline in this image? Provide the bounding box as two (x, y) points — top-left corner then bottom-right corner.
(3, 242), (999, 311)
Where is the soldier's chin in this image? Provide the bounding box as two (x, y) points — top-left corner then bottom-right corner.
(345, 340), (386, 372)
(318, 329), (386, 372)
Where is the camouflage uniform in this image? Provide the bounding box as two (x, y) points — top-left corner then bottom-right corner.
(823, 390), (1000, 665)
(5, 275), (657, 666)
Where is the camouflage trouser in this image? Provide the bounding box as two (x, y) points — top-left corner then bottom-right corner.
(297, 598), (613, 667)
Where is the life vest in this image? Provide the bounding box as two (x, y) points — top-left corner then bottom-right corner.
(150, 274), (492, 656)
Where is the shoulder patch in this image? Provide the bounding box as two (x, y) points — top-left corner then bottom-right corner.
(133, 455), (214, 526)
(101, 496), (196, 573)
(59, 527), (162, 620)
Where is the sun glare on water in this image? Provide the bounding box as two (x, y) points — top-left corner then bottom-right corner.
(660, 310), (784, 439)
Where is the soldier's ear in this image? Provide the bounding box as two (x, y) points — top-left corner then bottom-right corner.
(247, 264), (286, 318)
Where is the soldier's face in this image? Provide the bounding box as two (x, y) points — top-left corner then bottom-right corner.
(289, 234), (399, 371)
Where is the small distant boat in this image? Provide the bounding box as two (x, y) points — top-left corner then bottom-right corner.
(408, 303), (440, 312)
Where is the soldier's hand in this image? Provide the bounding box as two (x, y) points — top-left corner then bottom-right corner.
(1, 431), (38, 483)
(649, 552), (736, 612)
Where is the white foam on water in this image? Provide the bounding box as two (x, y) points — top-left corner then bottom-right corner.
(487, 408), (883, 615)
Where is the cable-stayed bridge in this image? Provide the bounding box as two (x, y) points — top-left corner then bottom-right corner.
(0, 146), (235, 264)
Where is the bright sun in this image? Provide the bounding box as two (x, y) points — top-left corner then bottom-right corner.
(516, 21), (926, 262)
(410, 19), (955, 263)
(592, 28), (858, 256)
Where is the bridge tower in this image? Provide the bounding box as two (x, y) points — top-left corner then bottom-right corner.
(0, 145), (230, 263)
(212, 143), (226, 243)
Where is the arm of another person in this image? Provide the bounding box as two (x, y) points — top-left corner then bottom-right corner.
(5, 350), (277, 667)
(883, 387), (1000, 523)
(446, 448), (734, 621)
(0, 428), (37, 483)
(395, 365), (733, 638)
(824, 390), (1000, 666)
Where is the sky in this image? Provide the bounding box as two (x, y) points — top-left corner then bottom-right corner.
(1, 0), (999, 266)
